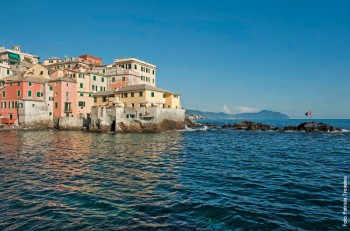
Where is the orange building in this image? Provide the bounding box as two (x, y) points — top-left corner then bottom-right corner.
(78, 54), (102, 66)
(49, 77), (78, 118)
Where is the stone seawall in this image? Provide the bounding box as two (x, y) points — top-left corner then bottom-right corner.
(89, 106), (186, 133)
(57, 117), (83, 130)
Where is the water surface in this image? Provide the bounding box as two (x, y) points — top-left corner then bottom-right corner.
(1, 119), (349, 230)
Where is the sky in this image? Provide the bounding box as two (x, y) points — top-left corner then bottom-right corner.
(1, 0), (349, 118)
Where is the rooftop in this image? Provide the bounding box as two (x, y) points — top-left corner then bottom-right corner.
(116, 84), (172, 93)
(113, 58), (156, 68)
(49, 77), (76, 83)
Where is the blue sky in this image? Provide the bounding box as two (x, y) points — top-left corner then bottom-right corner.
(1, 0), (350, 118)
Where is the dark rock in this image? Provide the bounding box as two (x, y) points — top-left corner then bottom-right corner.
(295, 121), (338, 132)
(283, 125), (297, 131)
(222, 121), (276, 131)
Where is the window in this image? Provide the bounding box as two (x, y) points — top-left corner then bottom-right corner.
(122, 93), (127, 98)
(100, 86), (103, 91)
(112, 77), (115, 82)
(55, 102), (58, 108)
(131, 92), (134, 97)
(49, 112), (52, 116)
(151, 92), (154, 97)
(80, 83), (83, 88)
(163, 93), (166, 98)
(36, 92), (41, 97)
(152, 70), (155, 75)
(17, 90), (21, 97)
(28, 91), (32, 97)
(103, 69), (105, 74)
(131, 103), (134, 107)
(18, 83), (20, 86)
(7, 70), (10, 75)
(40, 71), (43, 75)
(152, 79), (155, 83)
(94, 97), (97, 103)
(102, 77), (104, 82)
(49, 86), (53, 90)
(139, 92), (143, 97)
(122, 77), (126, 81)
(10, 114), (12, 120)
(89, 93), (92, 97)
(80, 93), (84, 97)
(67, 83), (69, 87)
(28, 82), (32, 87)
(102, 97), (106, 102)
(78, 101), (85, 107)
(93, 76), (96, 81)
(134, 64), (137, 70)
(2, 91), (5, 97)
(92, 85), (95, 91)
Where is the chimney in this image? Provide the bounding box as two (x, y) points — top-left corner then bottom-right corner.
(13, 45), (21, 52)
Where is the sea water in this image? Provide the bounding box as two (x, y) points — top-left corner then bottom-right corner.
(0, 119), (349, 230)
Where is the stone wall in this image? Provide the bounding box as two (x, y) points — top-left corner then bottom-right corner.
(57, 117), (83, 130)
(89, 106), (185, 133)
(18, 100), (53, 128)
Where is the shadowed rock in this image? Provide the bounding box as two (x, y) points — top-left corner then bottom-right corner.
(221, 121), (342, 132)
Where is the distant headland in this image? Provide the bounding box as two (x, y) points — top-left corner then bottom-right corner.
(186, 109), (289, 120)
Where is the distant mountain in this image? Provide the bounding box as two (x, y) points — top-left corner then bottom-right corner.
(235, 110), (289, 119)
(186, 109), (289, 120)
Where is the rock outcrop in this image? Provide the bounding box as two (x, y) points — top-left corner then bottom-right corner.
(296, 121), (341, 132)
(221, 121), (342, 132)
(223, 121), (277, 131)
(185, 116), (201, 128)
(115, 120), (185, 133)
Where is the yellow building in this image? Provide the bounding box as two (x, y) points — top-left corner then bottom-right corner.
(23, 63), (50, 79)
(93, 84), (181, 109)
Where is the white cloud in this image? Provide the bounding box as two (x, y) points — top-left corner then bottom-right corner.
(235, 106), (259, 113)
(223, 105), (231, 114)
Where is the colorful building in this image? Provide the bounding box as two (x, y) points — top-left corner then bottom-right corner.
(113, 58), (157, 87)
(0, 77), (52, 126)
(93, 84), (181, 109)
(0, 45), (39, 65)
(79, 54), (102, 66)
(49, 77), (78, 119)
(43, 57), (63, 65)
(24, 63), (50, 79)
(0, 61), (12, 79)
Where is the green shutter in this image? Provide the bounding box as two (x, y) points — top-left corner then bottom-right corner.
(80, 83), (83, 88)
(28, 91), (32, 97)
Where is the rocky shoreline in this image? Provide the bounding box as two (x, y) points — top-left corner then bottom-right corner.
(200, 120), (343, 132)
(0, 118), (344, 133)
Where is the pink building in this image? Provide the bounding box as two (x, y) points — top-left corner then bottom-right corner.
(0, 77), (48, 124)
(49, 77), (77, 118)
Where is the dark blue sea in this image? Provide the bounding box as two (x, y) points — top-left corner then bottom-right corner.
(1, 119), (350, 230)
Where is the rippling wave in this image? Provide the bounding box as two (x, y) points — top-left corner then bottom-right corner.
(1, 120), (350, 230)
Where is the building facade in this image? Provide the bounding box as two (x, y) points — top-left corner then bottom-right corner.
(49, 78), (78, 119)
(0, 77), (52, 126)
